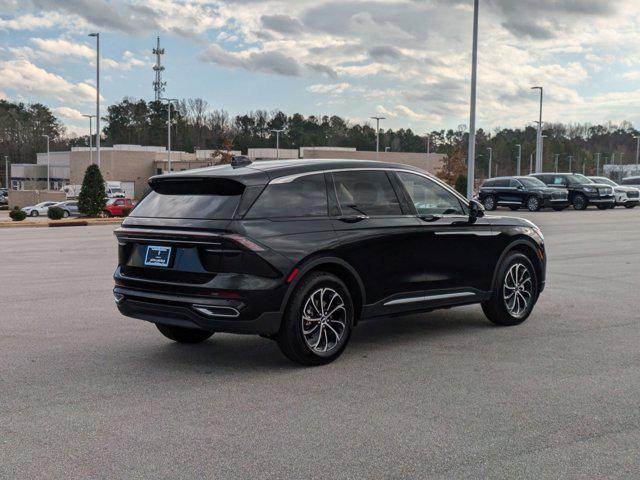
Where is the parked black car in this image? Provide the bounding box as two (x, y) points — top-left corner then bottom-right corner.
(478, 176), (569, 212)
(529, 173), (615, 210)
(114, 159), (547, 365)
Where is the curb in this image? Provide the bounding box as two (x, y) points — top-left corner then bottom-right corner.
(0, 218), (123, 229)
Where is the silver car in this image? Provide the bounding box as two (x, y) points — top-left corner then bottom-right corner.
(52, 200), (81, 217)
(21, 201), (58, 217)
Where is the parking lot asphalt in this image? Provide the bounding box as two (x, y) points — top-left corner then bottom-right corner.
(2, 208), (640, 479)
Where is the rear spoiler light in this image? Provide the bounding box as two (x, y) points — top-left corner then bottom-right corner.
(114, 227), (265, 251)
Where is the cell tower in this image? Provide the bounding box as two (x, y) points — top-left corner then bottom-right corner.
(152, 36), (166, 101)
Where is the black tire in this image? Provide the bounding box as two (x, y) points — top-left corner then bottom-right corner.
(103, 210), (112, 218)
(31, 210), (38, 217)
(156, 324), (214, 343)
(624, 204), (636, 209)
(482, 195), (497, 211)
(508, 206), (520, 211)
(572, 194), (587, 210)
(63, 210), (70, 218)
(482, 252), (539, 327)
(526, 196), (541, 212)
(553, 206), (566, 211)
(596, 204), (609, 210)
(277, 272), (354, 366)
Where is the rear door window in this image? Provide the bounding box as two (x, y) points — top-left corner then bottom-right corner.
(131, 178), (244, 220)
(246, 173), (327, 219)
(332, 170), (402, 216)
(396, 172), (466, 216)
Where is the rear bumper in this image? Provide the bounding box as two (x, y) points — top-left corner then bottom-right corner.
(113, 286), (283, 335)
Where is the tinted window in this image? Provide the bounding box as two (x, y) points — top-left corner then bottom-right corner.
(518, 177), (546, 188)
(332, 170), (402, 216)
(396, 172), (466, 216)
(622, 178), (640, 185)
(246, 173), (327, 219)
(482, 179), (496, 187)
(131, 178), (244, 220)
(494, 179), (510, 187)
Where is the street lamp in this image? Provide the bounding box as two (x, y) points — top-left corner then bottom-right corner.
(531, 86), (543, 173)
(270, 129), (285, 159)
(82, 114), (96, 165)
(88, 33), (100, 168)
(634, 136), (640, 174)
(515, 144), (522, 176)
(467, 0), (480, 200)
(555, 154), (560, 173)
(596, 152), (601, 176)
(370, 117), (385, 158)
(42, 135), (50, 190)
(160, 98), (178, 172)
(487, 147), (493, 178)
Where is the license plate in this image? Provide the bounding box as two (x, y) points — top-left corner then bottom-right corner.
(144, 245), (172, 267)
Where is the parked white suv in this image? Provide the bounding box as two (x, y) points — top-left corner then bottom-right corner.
(589, 177), (640, 209)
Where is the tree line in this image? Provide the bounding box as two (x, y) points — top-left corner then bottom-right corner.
(2, 97), (640, 187)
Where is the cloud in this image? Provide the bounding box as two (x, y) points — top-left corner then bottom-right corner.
(199, 44), (303, 76)
(261, 14), (303, 34)
(367, 45), (403, 61)
(53, 106), (85, 120)
(31, 37), (94, 59)
(0, 59), (96, 103)
(307, 82), (350, 95)
(375, 105), (397, 118)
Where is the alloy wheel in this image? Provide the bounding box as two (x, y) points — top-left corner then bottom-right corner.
(503, 263), (533, 319)
(527, 197), (539, 211)
(301, 287), (347, 354)
(483, 196), (495, 210)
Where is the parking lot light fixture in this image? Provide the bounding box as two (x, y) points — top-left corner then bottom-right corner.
(88, 33), (100, 168)
(270, 129), (285, 159)
(555, 154), (560, 173)
(160, 98), (178, 172)
(41, 135), (50, 190)
(370, 117), (385, 158)
(515, 144), (522, 176)
(634, 136), (640, 174)
(531, 87), (543, 173)
(487, 147), (493, 178)
(82, 114), (96, 165)
(467, 0), (480, 200)
(596, 153), (601, 176)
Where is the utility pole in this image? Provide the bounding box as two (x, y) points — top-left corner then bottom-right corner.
(270, 129), (285, 159)
(487, 147), (493, 178)
(42, 135), (50, 190)
(531, 86), (543, 173)
(516, 144), (522, 176)
(467, 0), (480, 200)
(370, 117), (385, 159)
(83, 114), (95, 165)
(161, 98), (178, 172)
(89, 33), (100, 168)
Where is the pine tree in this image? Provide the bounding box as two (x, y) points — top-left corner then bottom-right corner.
(78, 164), (106, 216)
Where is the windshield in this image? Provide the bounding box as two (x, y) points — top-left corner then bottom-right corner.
(570, 174), (593, 184)
(517, 177), (546, 188)
(131, 178), (245, 220)
(591, 177), (616, 187)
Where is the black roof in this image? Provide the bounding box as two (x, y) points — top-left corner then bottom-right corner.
(150, 159), (428, 186)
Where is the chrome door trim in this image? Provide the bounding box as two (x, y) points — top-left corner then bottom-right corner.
(384, 291), (476, 307)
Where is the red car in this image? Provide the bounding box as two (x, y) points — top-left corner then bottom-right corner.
(103, 198), (135, 217)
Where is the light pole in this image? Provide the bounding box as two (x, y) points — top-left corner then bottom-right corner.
(596, 152), (601, 176)
(554, 154), (559, 172)
(270, 129), (285, 159)
(634, 136), (640, 174)
(467, 0), (480, 200)
(425, 133), (431, 156)
(370, 117), (385, 158)
(487, 147), (493, 178)
(515, 144), (522, 176)
(161, 98), (178, 172)
(88, 33), (100, 168)
(42, 134), (50, 190)
(4, 155), (8, 189)
(82, 114), (95, 165)
(531, 86), (543, 173)
(568, 155), (573, 172)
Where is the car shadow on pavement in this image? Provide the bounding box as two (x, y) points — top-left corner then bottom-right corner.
(138, 308), (492, 373)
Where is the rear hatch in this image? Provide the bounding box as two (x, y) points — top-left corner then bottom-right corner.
(115, 175), (277, 293)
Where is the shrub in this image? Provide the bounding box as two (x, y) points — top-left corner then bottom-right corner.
(9, 207), (27, 222)
(455, 174), (467, 197)
(47, 206), (65, 220)
(122, 207), (132, 217)
(78, 164), (106, 217)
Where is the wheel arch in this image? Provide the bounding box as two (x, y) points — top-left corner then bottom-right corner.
(491, 238), (544, 293)
(281, 255), (366, 323)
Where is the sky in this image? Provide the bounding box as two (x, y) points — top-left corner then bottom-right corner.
(1, 0), (639, 138)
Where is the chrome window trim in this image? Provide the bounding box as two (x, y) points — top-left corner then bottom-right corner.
(269, 167), (470, 210)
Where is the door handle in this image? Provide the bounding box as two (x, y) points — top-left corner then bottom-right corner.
(418, 214), (441, 222)
(337, 215), (368, 223)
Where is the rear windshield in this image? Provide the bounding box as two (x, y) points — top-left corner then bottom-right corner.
(131, 178), (245, 220)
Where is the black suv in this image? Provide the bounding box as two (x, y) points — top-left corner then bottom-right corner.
(114, 159), (546, 365)
(530, 173), (615, 210)
(479, 176), (569, 212)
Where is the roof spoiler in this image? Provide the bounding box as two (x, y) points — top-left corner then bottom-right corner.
(231, 155), (252, 169)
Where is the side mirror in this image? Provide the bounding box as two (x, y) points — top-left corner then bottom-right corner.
(517, 185), (524, 190)
(469, 199), (485, 221)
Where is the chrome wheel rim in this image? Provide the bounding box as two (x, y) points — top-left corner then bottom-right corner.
(503, 263), (533, 319)
(301, 288), (347, 354)
(484, 197), (495, 210)
(528, 197), (539, 210)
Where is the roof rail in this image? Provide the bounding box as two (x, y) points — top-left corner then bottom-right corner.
(231, 155), (252, 169)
